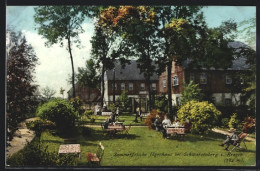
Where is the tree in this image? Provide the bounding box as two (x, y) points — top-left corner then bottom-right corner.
(34, 6), (85, 98)
(180, 81), (203, 105)
(154, 6), (237, 120)
(60, 87), (65, 98)
(6, 29), (38, 141)
(116, 90), (130, 111)
(111, 6), (161, 111)
(90, 6), (134, 107)
(76, 59), (101, 100)
(41, 86), (56, 100)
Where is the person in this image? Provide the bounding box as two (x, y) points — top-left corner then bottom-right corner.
(115, 107), (120, 117)
(104, 118), (110, 129)
(162, 115), (172, 128)
(154, 115), (167, 138)
(219, 128), (239, 151)
(110, 113), (116, 123)
(94, 104), (101, 115)
(172, 118), (183, 128)
(135, 107), (140, 122)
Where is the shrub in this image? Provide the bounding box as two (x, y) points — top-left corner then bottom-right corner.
(107, 103), (116, 112)
(116, 90), (130, 112)
(6, 137), (77, 166)
(84, 110), (94, 118)
(154, 95), (168, 113)
(241, 116), (255, 133)
(221, 118), (229, 128)
(70, 96), (84, 116)
(36, 98), (77, 131)
(228, 113), (239, 129)
(144, 109), (165, 130)
(26, 119), (56, 136)
(177, 100), (221, 134)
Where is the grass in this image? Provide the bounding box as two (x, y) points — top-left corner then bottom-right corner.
(80, 113), (146, 126)
(15, 126), (255, 167)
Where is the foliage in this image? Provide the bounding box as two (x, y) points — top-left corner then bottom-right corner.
(6, 29), (38, 141)
(84, 109), (94, 117)
(6, 137), (77, 166)
(177, 100), (221, 134)
(76, 59), (101, 89)
(228, 113), (240, 129)
(241, 116), (255, 133)
(144, 109), (164, 130)
(36, 98), (77, 131)
(34, 6), (86, 98)
(60, 87), (65, 98)
(221, 118), (229, 128)
(26, 119), (56, 136)
(107, 103), (116, 112)
(70, 96), (85, 116)
(116, 90), (130, 111)
(41, 86), (56, 100)
(180, 81), (203, 105)
(154, 95), (168, 113)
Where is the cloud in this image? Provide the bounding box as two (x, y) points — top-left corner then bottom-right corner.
(22, 22), (94, 98)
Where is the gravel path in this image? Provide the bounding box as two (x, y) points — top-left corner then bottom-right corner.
(211, 128), (255, 142)
(6, 118), (37, 158)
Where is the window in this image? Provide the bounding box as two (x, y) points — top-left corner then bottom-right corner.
(163, 79), (166, 88)
(200, 73), (207, 84)
(225, 98), (232, 105)
(121, 83), (125, 90)
(152, 83), (156, 91)
(129, 83), (133, 90)
(226, 75), (232, 84)
(173, 76), (179, 86)
(190, 73), (195, 82)
(112, 83), (117, 90)
(140, 83), (145, 90)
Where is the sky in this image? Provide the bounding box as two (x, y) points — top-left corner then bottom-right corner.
(6, 6), (256, 98)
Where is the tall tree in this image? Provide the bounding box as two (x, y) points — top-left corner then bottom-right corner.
(111, 6), (161, 111)
(6, 29), (38, 141)
(41, 86), (56, 100)
(154, 6), (237, 120)
(91, 6), (134, 107)
(34, 6), (85, 98)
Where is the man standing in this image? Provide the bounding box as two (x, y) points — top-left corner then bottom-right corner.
(219, 128), (239, 151)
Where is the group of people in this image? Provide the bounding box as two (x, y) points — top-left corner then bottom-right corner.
(103, 107), (121, 129)
(154, 115), (184, 138)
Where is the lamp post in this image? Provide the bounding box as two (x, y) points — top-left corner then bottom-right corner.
(113, 68), (115, 104)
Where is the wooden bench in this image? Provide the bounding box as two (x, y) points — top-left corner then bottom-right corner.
(86, 142), (105, 165)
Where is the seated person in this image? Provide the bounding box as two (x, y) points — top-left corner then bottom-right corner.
(154, 115), (167, 138)
(219, 128), (239, 151)
(162, 115), (172, 128)
(172, 118), (183, 128)
(104, 118), (110, 129)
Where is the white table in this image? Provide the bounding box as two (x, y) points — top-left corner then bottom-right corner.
(58, 144), (81, 158)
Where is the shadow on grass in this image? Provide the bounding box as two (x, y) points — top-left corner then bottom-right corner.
(40, 139), (63, 144)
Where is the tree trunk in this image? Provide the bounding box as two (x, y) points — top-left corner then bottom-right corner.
(101, 64), (105, 108)
(167, 60), (173, 120)
(147, 75), (152, 111)
(67, 36), (76, 98)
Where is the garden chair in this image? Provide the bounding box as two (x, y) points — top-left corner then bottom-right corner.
(86, 142), (105, 165)
(229, 132), (248, 152)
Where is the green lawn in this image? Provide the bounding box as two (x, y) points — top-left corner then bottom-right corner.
(80, 113), (146, 126)
(37, 126), (256, 167)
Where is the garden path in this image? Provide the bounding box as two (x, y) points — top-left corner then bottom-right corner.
(6, 118), (37, 158)
(212, 128), (255, 141)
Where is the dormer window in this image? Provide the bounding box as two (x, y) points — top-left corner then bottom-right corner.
(173, 76), (179, 86)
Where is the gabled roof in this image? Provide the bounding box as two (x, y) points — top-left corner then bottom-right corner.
(183, 41), (251, 71)
(106, 60), (159, 81)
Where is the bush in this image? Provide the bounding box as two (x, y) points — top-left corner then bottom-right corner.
(36, 98), (77, 131)
(221, 118), (229, 128)
(84, 110), (94, 118)
(177, 100), (221, 134)
(26, 119), (56, 136)
(107, 103), (116, 112)
(70, 96), (84, 116)
(116, 90), (130, 112)
(6, 138), (77, 166)
(228, 113), (239, 129)
(144, 109), (165, 130)
(154, 96), (168, 113)
(241, 116), (256, 133)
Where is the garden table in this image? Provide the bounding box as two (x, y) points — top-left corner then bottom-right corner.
(58, 144), (81, 158)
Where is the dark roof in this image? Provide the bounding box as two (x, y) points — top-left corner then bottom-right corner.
(183, 41), (251, 70)
(106, 60), (159, 81)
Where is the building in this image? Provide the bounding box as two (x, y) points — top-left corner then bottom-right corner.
(67, 82), (100, 103)
(158, 41), (251, 106)
(104, 60), (159, 102)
